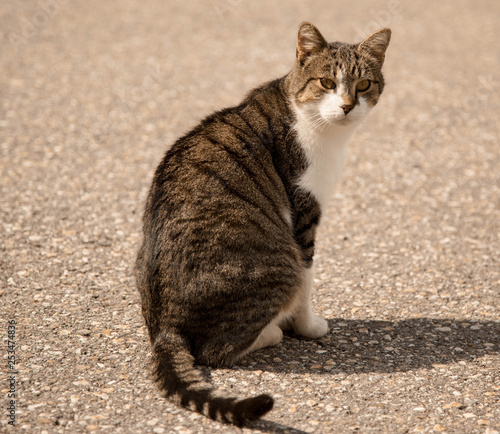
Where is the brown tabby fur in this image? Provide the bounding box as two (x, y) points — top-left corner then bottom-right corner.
(135, 22), (391, 426)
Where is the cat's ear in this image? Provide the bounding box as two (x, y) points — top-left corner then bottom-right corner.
(357, 28), (391, 66)
(296, 22), (329, 63)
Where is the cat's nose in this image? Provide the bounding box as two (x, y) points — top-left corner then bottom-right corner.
(341, 104), (353, 115)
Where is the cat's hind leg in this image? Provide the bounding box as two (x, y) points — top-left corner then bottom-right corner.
(247, 322), (283, 353)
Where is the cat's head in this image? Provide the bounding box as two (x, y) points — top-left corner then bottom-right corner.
(289, 22), (391, 129)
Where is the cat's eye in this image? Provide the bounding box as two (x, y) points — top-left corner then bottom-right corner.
(356, 79), (371, 92)
(320, 78), (336, 90)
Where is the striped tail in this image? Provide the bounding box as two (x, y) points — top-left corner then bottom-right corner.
(152, 331), (274, 427)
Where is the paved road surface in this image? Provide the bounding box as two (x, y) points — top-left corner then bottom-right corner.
(1, 1), (499, 432)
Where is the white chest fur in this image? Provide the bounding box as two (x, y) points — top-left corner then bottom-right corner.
(293, 115), (357, 210)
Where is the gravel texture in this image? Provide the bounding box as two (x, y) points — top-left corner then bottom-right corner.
(1, 1), (499, 433)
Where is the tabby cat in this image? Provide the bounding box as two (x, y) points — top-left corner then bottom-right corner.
(135, 22), (391, 426)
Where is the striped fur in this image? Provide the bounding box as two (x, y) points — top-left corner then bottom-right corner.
(135, 22), (391, 426)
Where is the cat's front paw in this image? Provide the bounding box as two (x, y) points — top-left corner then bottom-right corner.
(294, 314), (328, 339)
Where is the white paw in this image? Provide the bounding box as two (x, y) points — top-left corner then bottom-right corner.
(294, 314), (328, 339)
(249, 323), (283, 352)
(265, 324), (284, 346)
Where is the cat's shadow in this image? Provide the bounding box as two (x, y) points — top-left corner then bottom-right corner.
(200, 318), (498, 432)
(232, 318), (499, 375)
(182, 318), (499, 433)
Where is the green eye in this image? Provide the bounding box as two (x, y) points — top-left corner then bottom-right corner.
(356, 79), (371, 92)
(320, 78), (336, 90)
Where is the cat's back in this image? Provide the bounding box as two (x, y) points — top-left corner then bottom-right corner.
(145, 78), (294, 234)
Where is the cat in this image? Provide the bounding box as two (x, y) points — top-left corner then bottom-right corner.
(135, 22), (391, 426)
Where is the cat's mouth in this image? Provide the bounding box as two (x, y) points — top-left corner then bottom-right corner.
(321, 111), (357, 127)
(293, 100), (363, 131)
(334, 114), (356, 126)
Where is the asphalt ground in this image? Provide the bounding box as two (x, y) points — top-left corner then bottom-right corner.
(1, 1), (499, 433)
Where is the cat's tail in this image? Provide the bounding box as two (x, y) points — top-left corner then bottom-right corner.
(151, 330), (274, 427)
